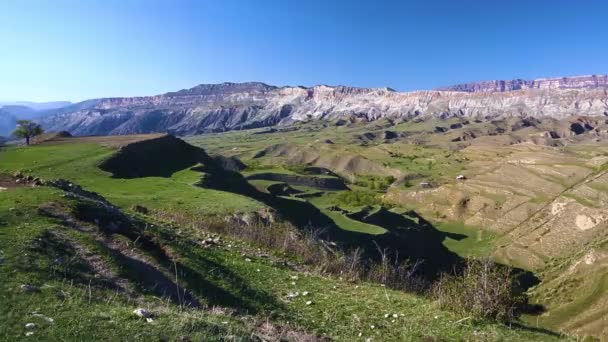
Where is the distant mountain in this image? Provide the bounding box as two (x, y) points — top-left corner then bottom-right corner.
(0, 101), (71, 136)
(436, 74), (608, 93)
(0, 101), (71, 111)
(39, 75), (608, 136)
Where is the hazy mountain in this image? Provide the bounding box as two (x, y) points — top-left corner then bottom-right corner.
(0, 101), (71, 136)
(39, 75), (608, 136)
(0, 101), (71, 111)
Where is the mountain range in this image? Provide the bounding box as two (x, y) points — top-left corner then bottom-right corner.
(0, 101), (71, 136)
(21, 74), (608, 136)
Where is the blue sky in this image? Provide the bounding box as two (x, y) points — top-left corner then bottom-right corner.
(1, 0), (607, 102)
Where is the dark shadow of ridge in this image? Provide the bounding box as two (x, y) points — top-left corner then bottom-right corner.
(193, 156), (469, 280)
(95, 136), (543, 307)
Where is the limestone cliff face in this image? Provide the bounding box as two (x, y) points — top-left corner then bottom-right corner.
(437, 74), (608, 92)
(40, 76), (608, 136)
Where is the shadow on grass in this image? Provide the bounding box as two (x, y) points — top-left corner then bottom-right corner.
(194, 161), (468, 280)
(25, 229), (114, 289)
(194, 156), (546, 316)
(71, 199), (284, 314)
(97, 140), (545, 317)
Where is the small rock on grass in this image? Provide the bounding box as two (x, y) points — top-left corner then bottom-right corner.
(31, 313), (54, 323)
(133, 308), (154, 322)
(25, 323), (36, 329)
(20, 284), (39, 293)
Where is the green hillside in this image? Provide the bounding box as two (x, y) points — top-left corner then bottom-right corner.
(0, 135), (567, 341)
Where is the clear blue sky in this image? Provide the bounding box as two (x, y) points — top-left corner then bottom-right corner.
(1, 0), (607, 102)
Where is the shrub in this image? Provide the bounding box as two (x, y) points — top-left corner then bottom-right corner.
(353, 175), (396, 191)
(335, 190), (381, 207)
(431, 258), (524, 322)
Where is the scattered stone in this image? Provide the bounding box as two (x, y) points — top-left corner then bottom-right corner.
(25, 323), (36, 329)
(287, 291), (299, 299)
(20, 284), (39, 293)
(31, 312), (54, 323)
(25, 332), (34, 337)
(392, 314), (398, 318)
(305, 301), (313, 305)
(244, 258), (252, 262)
(133, 308), (153, 319)
(302, 291), (309, 296)
(290, 276), (298, 280)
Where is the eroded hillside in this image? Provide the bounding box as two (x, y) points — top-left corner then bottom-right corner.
(189, 115), (608, 339)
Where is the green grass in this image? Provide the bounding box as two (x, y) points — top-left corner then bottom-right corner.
(0, 185), (565, 341)
(0, 144), (263, 216)
(307, 192), (387, 234)
(0, 187), (256, 341)
(320, 208), (386, 235)
(435, 222), (498, 258)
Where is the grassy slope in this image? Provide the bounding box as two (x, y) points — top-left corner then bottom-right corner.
(187, 120), (469, 184)
(0, 143), (262, 216)
(0, 140), (565, 341)
(0, 185), (563, 341)
(0, 187), (255, 341)
(435, 222), (498, 258)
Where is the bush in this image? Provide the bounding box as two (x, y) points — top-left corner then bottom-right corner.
(431, 258), (524, 322)
(353, 175), (396, 191)
(335, 190), (381, 207)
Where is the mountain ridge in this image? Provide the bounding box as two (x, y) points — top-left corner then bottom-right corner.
(38, 75), (608, 136)
(436, 74), (608, 93)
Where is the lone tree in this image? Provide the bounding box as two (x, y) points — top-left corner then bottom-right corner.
(12, 120), (44, 145)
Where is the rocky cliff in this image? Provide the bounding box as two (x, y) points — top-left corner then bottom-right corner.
(437, 74), (608, 92)
(40, 76), (608, 136)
